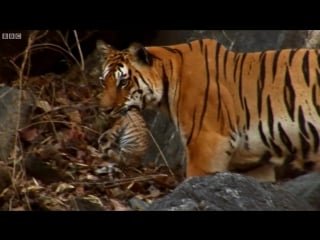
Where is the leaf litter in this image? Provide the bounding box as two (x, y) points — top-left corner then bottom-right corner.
(1, 70), (181, 211)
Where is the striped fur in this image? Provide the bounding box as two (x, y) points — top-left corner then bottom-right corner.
(98, 108), (149, 166)
(96, 38), (320, 181)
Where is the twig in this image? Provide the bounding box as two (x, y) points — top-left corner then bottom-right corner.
(146, 129), (175, 177)
(73, 30), (85, 72)
(222, 30), (236, 51)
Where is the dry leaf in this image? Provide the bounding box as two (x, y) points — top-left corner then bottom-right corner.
(66, 110), (82, 123)
(36, 100), (52, 112)
(20, 128), (39, 142)
(55, 183), (75, 194)
(55, 97), (70, 105)
(21, 185), (44, 194)
(86, 174), (99, 181)
(84, 195), (103, 205)
(75, 186), (85, 196)
(147, 185), (161, 198)
(109, 198), (130, 211)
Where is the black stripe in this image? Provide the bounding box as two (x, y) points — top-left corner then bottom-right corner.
(169, 60), (173, 77)
(288, 49), (296, 66)
(226, 110), (235, 132)
(244, 97), (250, 130)
(199, 39), (204, 53)
(304, 162), (316, 171)
(161, 46), (184, 62)
(267, 95), (274, 139)
(312, 85), (320, 116)
(269, 138), (283, 157)
(258, 120), (270, 148)
(302, 51), (310, 86)
(142, 94), (147, 109)
(187, 42), (193, 51)
(259, 151), (272, 164)
(283, 67), (296, 121)
(229, 132), (236, 142)
(198, 45), (211, 133)
(161, 64), (171, 119)
(317, 69), (320, 87)
(257, 52), (267, 117)
(300, 133), (311, 159)
(229, 140), (235, 149)
(308, 122), (320, 153)
(259, 52), (267, 84)
(244, 136), (250, 150)
(133, 76), (140, 88)
(187, 108), (197, 145)
(278, 122), (294, 153)
(136, 70), (152, 90)
(118, 67), (123, 74)
(272, 50), (281, 80)
(148, 52), (161, 61)
(284, 154), (296, 165)
(215, 43), (222, 120)
(258, 51), (266, 62)
(223, 49), (229, 81)
(298, 106), (308, 138)
(161, 46), (178, 54)
(238, 53), (247, 110)
(233, 54), (241, 82)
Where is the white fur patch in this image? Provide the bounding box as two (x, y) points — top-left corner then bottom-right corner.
(102, 65), (111, 79)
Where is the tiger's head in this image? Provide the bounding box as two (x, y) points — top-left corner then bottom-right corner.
(96, 40), (163, 116)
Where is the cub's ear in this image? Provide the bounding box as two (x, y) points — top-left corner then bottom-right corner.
(96, 40), (115, 58)
(128, 42), (152, 65)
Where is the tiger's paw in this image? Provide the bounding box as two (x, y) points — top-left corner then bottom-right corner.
(94, 162), (124, 181)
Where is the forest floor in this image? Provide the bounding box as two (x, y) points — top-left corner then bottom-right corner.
(0, 71), (180, 211)
(0, 32), (181, 210)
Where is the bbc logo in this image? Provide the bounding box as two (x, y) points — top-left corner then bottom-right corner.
(2, 33), (22, 40)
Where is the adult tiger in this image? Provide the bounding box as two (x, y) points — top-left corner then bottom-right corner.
(96, 38), (320, 181)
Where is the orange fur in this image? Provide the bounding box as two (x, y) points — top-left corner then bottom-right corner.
(96, 38), (320, 181)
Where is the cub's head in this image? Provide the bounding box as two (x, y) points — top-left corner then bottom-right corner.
(96, 40), (162, 116)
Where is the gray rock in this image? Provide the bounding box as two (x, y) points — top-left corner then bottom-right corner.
(0, 164), (11, 193)
(146, 172), (314, 211)
(281, 172), (320, 210)
(0, 86), (34, 162)
(142, 109), (185, 176)
(151, 30), (308, 52)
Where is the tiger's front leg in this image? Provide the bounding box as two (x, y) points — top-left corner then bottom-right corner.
(186, 132), (233, 177)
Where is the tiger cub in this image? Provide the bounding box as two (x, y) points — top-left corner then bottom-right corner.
(98, 108), (149, 167)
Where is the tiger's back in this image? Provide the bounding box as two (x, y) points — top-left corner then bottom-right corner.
(96, 38), (320, 181)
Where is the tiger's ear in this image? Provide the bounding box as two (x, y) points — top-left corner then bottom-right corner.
(128, 42), (152, 65)
(96, 40), (115, 59)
